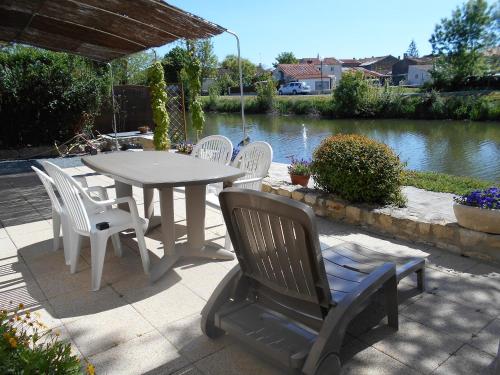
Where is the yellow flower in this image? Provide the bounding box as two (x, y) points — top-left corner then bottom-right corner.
(15, 315), (21, 321)
(18, 303), (24, 310)
(86, 363), (95, 375)
(3, 332), (10, 340)
(25, 312), (31, 319)
(9, 337), (17, 348)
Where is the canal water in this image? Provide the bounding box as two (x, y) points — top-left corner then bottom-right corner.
(189, 113), (500, 181)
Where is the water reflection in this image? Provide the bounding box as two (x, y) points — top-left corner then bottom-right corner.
(189, 114), (500, 180)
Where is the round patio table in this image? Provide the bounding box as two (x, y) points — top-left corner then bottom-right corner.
(81, 151), (245, 282)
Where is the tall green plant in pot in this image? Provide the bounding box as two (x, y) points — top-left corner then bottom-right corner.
(147, 61), (170, 150)
(184, 41), (205, 140)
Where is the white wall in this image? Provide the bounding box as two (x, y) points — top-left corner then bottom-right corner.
(407, 65), (432, 86)
(301, 78), (331, 91)
(314, 64), (342, 87)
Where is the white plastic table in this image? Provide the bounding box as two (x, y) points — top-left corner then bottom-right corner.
(82, 151), (245, 281)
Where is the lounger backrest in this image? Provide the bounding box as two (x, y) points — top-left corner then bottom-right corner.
(219, 188), (332, 317)
(192, 135), (233, 165)
(42, 161), (91, 233)
(32, 166), (62, 214)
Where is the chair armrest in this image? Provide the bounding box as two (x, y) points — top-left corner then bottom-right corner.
(73, 175), (89, 188)
(85, 186), (109, 201)
(231, 177), (263, 187)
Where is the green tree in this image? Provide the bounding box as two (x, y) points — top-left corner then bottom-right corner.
(333, 71), (371, 117)
(147, 62), (170, 150)
(406, 40), (419, 57)
(429, 0), (499, 89)
(162, 45), (189, 83)
(194, 39), (218, 82)
(184, 41), (204, 138)
(111, 51), (155, 85)
(273, 51), (298, 67)
(220, 54), (257, 86)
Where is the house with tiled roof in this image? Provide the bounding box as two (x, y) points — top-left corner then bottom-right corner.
(392, 55), (435, 85)
(340, 55), (398, 75)
(272, 63), (333, 92)
(298, 57), (342, 88)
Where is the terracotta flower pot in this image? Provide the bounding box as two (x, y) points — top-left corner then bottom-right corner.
(453, 203), (500, 234)
(290, 174), (310, 187)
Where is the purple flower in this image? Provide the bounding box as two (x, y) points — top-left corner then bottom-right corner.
(454, 186), (500, 209)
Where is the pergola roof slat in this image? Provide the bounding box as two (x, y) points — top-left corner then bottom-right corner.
(0, 0), (226, 62)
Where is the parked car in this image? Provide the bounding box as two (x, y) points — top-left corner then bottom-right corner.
(278, 82), (311, 95)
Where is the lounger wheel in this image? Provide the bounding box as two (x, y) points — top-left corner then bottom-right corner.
(312, 353), (341, 375)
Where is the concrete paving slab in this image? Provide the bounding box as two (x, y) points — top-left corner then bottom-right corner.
(470, 318), (500, 357)
(433, 344), (496, 375)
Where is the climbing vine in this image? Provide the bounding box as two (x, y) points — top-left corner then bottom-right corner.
(147, 61), (170, 150)
(184, 41), (204, 139)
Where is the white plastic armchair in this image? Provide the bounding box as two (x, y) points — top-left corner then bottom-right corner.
(230, 141), (273, 191)
(192, 135), (233, 165)
(42, 161), (150, 291)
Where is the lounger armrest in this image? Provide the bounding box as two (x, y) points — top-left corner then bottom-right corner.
(303, 262), (397, 375)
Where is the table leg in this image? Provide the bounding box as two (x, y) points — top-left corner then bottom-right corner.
(149, 187), (180, 282)
(115, 180), (132, 212)
(183, 185), (234, 260)
(143, 187), (161, 232)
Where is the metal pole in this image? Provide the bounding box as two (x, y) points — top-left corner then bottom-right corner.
(107, 62), (119, 151)
(225, 30), (246, 141)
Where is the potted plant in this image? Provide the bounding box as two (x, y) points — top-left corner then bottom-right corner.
(288, 157), (311, 187)
(137, 126), (150, 134)
(176, 142), (193, 155)
(453, 187), (500, 234)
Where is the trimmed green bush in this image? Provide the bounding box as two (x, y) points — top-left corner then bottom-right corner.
(311, 134), (405, 205)
(147, 61), (170, 150)
(0, 46), (109, 148)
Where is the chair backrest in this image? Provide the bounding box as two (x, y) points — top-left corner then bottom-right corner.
(219, 188), (332, 325)
(32, 166), (62, 214)
(192, 135), (233, 165)
(231, 141), (273, 190)
(42, 161), (91, 234)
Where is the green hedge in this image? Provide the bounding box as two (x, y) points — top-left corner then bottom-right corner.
(0, 46), (110, 148)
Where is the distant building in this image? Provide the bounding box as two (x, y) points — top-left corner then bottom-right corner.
(340, 55), (398, 75)
(298, 57), (342, 87)
(392, 55), (434, 85)
(273, 63), (332, 92)
(342, 66), (388, 84)
(407, 65), (433, 86)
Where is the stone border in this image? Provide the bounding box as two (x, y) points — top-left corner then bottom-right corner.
(262, 182), (500, 263)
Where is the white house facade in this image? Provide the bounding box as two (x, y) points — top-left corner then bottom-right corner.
(407, 65), (433, 86)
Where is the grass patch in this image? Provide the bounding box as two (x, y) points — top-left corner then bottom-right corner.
(402, 170), (498, 195)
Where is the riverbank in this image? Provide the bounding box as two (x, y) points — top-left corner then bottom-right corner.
(201, 90), (500, 121)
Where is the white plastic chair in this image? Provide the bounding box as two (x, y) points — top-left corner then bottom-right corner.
(42, 161), (150, 291)
(230, 141), (273, 190)
(215, 141), (273, 249)
(192, 135), (233, 165)
(192, 135), (233, 195)
(32, 166), (109, 266)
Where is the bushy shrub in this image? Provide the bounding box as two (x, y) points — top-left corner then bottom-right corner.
(311, 134), (405, 205)
(0, 303), (88, 374)
(147, 61), (170, 150)
(255, 78), (276, 112)
(333, 71), (371, 117)
(0, 46), (110, 148)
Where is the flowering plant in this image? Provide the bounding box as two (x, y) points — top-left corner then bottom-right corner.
(288, 157), (312, 176)
(176, 142), (193, 154)
(454, 187), (500, 209)
(0, 302), (92, 374)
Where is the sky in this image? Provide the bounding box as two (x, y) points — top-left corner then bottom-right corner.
(155, 0), (468, 67)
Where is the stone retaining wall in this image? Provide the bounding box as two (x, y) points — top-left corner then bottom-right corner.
(262, 181), (500, 263)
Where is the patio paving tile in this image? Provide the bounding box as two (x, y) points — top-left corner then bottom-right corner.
(470, 318), (500, 357)
(4, 219), (51, 237)
(0, 279), (47, 311)
(400, 293), (496, 342)
(0, 236), (18, 257)
(358, 316), (463, 374)
(432, 344), (496, 375)
(340, 337), (420, 375)
(34, 266), (94, 298)
(64, 302), (155, 357)
(48, 286), (127, 324)
(194, 344), (284, 375)
(159, 313), (229, 362)
(88, 330), (189, 375)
